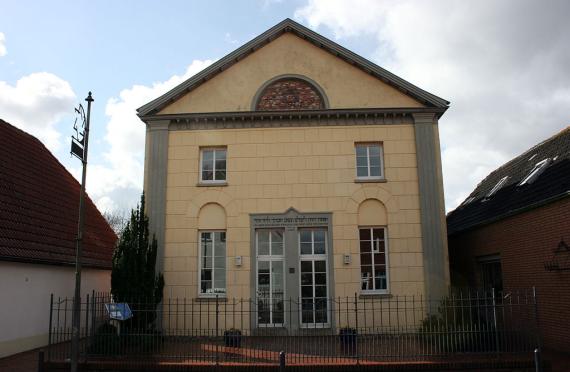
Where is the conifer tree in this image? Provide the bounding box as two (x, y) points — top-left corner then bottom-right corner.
(111, 193), (164, 329)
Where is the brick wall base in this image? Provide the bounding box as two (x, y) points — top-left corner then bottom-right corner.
(449, 196), (570, 353)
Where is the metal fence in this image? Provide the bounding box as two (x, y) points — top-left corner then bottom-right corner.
(47, 289), (540, 367)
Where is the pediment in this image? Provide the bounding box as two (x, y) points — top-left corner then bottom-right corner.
(138, 19), (448, 117)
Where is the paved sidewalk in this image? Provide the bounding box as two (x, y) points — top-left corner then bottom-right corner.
(1, 347), (568, 371)
(0, 348), (40, 372)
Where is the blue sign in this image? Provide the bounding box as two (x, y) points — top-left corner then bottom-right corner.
(105, 303), (133, 321)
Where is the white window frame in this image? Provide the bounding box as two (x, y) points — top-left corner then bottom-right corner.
(198, 230), (227, 297)
(256, 229), (285, 327)
(199, 147), (227, 184)
(355, 143), (384, 180)
(298, 228), (330, 328)
(518, 158), (551, 186)
(485, 176), (509, 199)
(359, 226), (390, 295)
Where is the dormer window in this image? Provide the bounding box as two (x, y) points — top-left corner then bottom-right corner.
(485, 176), (509, 199)
(519, 158), (551, 186)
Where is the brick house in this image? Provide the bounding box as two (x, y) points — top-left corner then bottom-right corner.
(0, 119), (116, 357)
(138, 18), (450, 332)
(447, 127), (570, 353)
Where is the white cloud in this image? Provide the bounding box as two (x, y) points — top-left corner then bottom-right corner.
(88, 59), (214, 213)
(0, 72), (76, 151)
(0, 32), (6, 56)
(295, 0), (570, 211)
(224, 33), (239, 45)
(262, 0), (284, 9)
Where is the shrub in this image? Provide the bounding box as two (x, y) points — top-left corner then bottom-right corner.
(89, 323), (121, 356)
(419, 297), (498, 353)
(111, 193), (164, 331)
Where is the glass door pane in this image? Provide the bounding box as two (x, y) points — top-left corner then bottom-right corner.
(272, 261), (284, 324)
(257, 229), (285, 326)
(257, 260), (271, 324)
(299, 229), (328, 326)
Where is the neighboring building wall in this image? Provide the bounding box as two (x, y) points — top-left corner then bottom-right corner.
(163, 123), (426, 301)
(448, 196), (570, 353)
(0, 261), (110, 358)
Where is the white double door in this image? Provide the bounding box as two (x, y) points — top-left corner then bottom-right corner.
(256, 228), (329, 328)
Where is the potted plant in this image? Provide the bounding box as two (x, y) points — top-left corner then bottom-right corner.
(339, 327), (357, 354)
(224, 328), (242, 348)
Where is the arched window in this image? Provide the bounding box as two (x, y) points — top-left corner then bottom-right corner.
(253, 76), (327, 111)
(198, 203), (227, 297)
(357, 199), (389, 294)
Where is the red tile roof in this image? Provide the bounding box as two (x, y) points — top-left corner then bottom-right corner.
(0, 119), (116, 269)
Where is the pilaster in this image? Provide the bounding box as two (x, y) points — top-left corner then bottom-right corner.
(413, 113), (450, 301)
(143, 120), (170, 275)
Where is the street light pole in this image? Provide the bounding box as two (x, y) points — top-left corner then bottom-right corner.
(70, 92), (93, 372)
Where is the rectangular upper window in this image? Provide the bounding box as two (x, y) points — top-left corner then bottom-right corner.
(355, 143), (384, 180)
(200, 147), (227, 183)
(359, 227), (389, 294)
(199, 231), (226, 296)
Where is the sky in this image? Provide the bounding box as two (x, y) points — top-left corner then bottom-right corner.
(1, 0), (569, 215)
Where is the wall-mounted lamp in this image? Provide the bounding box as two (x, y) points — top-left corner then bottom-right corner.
(235, 256), (243, 267)
(343, 254), (351, 265)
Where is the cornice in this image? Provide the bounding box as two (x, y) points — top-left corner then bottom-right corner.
(141, 107), (446, 130)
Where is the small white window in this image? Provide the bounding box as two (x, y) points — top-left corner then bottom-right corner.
(199, 231), (226, 296)
(355, 143), (384, 180)
(200, 147), (227, 183)
(519, 158), (551, 186)
(485, 176), (509, 198)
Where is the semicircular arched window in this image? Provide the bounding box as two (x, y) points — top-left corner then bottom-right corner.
(255, 78), (326, 111)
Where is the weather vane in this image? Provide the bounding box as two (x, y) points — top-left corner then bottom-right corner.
(70, 104), (87, 160)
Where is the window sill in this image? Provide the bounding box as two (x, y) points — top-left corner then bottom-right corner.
(354, 178), (387, 183)
(359, 292), (392, 299)
(195, 296), (228, 302)
(197, 182), (228, 187)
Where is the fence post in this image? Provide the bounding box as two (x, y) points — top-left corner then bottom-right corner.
(37, 350), (44, 372)
(533, 287), (542, 350)
(533, 287), (543, 372)
(279, 350), (286, 371)
(47, 294), (53, 362)
(534, 348), (542, 372)
(492, 288), (500, 353)
(216, 294), (219, 366)
(90, 290), (96, 344)
(354, 292), (359, 364)
(84, 293), (89, 363)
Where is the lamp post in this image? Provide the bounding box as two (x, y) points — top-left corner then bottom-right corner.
(70, 92), (93, 372)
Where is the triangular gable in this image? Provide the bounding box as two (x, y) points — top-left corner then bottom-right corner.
(138, 18), (448, 117)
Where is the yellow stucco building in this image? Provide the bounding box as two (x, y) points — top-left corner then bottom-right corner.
(138, 19), (449, 331)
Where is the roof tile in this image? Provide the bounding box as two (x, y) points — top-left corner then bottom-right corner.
(447, 126), (570, 235)
(0, 119), (116, 268)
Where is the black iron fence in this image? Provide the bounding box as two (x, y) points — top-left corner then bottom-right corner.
(47, 289), (539, 366)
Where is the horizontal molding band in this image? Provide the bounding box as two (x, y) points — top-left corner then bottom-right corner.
(141, 107), (444, 130)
